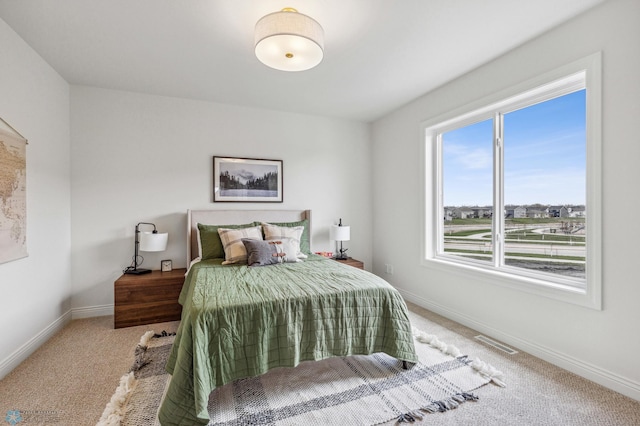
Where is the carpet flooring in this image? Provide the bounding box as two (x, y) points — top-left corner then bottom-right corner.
(1, 303), (639, 425)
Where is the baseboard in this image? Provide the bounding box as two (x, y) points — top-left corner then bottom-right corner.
(0, 310), (72, 380)
(71, 304), (113, 319)
(399, 288), (640, 402)
(0, 304), (115, 380)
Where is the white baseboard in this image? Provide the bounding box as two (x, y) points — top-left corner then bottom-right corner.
(0, 304), (114, 380)
(0, 310), (72, 380)
(399, 288), (640, 402)
(71, 304), (113, 319)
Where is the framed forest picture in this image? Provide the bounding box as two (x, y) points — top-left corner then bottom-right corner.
(213, 156), (283, 203)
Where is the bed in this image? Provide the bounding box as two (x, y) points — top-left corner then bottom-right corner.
(158, 209), (417, 425)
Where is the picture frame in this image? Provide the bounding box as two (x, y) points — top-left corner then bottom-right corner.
(213, 156), (283, 203)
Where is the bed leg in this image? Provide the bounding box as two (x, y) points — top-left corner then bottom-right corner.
(401, 360), (415, 370)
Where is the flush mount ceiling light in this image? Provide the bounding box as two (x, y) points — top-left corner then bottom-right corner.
(254, 7), (324, 72)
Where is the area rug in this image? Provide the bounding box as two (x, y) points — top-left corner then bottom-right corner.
(98, 328), (505, 426)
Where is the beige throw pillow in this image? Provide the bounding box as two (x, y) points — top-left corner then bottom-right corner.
(218, 226), (263, 265)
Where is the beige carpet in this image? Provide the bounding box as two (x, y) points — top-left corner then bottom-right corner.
(1, 303), (639, 425)
(0, 316), (179, 425)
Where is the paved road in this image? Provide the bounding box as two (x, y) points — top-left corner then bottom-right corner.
(444, 239), (585, 259)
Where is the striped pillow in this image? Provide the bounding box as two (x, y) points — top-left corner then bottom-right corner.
(218, 226), (263, 265)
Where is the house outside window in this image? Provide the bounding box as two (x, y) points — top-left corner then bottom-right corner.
(422, 54), (602, 309)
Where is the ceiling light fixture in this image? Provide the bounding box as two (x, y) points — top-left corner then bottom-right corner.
(254, 7), (324, 72)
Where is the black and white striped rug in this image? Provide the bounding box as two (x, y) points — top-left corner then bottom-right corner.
(101, 328), (505, 426)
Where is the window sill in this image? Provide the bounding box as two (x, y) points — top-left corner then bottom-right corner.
(421, 256), (601, 310)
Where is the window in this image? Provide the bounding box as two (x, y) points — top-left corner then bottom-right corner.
(422, 54), (601, 309)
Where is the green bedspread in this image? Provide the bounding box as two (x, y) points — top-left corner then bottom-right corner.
(158, 255), (417, 425)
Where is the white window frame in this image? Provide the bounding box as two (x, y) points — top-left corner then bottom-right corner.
(421, 53), (602, 310)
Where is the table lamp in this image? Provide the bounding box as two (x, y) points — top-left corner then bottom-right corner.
(124, 222), (168, 274)
(330, 218), (350, 260)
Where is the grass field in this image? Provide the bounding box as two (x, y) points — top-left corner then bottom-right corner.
(443, 217), (586, 279)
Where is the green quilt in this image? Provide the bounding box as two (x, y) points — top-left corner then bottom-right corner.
(158, 255), (417, 425)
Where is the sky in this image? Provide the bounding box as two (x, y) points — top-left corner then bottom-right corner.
(442, 89), (586, 207)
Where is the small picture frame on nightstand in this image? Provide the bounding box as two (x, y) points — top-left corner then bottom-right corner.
(161, 259), (172, 272)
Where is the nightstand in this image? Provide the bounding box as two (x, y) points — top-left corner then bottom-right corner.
(114, 268), (186, 328)
(333, 257), (364, 270)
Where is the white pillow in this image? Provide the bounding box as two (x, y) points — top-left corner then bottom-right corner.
(218, 226), (263, 265)
(261, 223), (308, 259)
(272, 239), (302, 263)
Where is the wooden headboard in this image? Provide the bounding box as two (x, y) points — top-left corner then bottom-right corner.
(187, 209), (312, 263)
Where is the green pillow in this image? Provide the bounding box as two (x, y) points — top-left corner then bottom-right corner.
(197, 222), (258, 260)
(268, 219), (310, 254)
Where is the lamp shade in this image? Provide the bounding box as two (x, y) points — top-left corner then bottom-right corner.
(139, 232), (168, 252)
(330, 225), (350, 242)
(255, 8), (324, 72)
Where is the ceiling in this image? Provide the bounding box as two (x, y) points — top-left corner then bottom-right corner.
(0, 0), (605, 122)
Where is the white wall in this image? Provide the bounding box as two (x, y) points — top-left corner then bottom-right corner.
(371, 0), (640, 399)
(0, 18), (71, 377)
(70, 86), (372, 312)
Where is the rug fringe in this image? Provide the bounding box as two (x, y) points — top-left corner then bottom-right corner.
(421, 392), (479, 413)
(412, 326), (506, 388)
(96, 371), (137, 426)
(138, 330), (155, 348)
(396, 393), (479, 423)
(411, 326), (462, 358)
(396, 410), (424, 423)
(470, 358), (507, 387)
(98, 331), (175, 426)
(153, 330), (176, 338)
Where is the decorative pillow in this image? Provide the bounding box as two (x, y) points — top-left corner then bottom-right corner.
(218, 226), (263, 265)
(198, 222), (257, 260)
(242, 238), (300, 266)
(268, 219), (311, 254)
(261, 222), (307, 259)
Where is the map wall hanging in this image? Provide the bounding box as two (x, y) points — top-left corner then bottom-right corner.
(0, 125), (27, 264)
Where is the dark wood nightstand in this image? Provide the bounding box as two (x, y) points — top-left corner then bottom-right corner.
(114, 268), (186, 328)
(333, 257), (364, 270)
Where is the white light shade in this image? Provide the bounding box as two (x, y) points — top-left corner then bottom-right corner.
(139, 232), (168, 252)
(330, 225), (350, 242)
(255, 8), (324, 72)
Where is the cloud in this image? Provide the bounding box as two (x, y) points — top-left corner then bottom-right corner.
(235, 169), (256, 182)
(444, 143), (492, 170)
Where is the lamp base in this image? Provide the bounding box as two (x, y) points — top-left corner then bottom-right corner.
(333, 247), (349, 261)
(124, 268), (152, 275)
